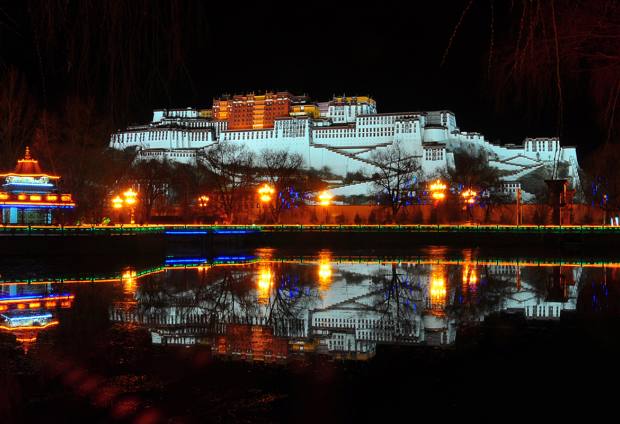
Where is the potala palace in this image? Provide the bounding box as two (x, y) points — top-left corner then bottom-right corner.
(109, 92), (581, 200)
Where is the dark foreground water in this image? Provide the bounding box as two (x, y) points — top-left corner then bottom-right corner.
(1, 247), (620, 423)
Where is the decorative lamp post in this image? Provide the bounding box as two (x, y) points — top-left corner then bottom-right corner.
(111, 189), (139, 224)
(257, 183), (275, 222)
(258, 183), (275, 203)
(197, 195), (209, 208)
(318, 190), (333, 206)
(429, 180), (447, 202)
(461, 188), (477, 224)
(461, 188), (477, 205)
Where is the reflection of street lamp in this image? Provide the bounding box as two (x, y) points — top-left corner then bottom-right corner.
(257, 266), (273, 305)
(111, 188), (138, 224)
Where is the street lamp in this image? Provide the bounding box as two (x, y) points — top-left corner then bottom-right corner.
(461, 188), (477, 205)
(429, 180), (447, 201)
(318, 190), (333, 206)
(197, 195), (209, 208)
(258, 183), (275, 203)
(111, 188), (138, 224)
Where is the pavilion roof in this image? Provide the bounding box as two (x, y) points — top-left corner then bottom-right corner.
(0, 147), (60, 179)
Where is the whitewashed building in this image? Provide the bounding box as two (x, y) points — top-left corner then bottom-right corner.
(109, 97), (581, 200)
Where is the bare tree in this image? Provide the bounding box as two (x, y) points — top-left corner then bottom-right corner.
(257, 150), (322, 223)
(445, 149), (508, 222)
(369, 142), (422, 220)
(130, 159), (174, 222)
(201, 142), (256, 224)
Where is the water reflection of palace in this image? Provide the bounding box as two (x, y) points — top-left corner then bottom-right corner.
(0, 283), (74, 351)
(109, 255), (585, 361)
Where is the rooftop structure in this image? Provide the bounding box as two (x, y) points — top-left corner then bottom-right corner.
(0, 147), (75, 224)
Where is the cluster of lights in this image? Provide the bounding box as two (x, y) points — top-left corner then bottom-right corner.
(429, 180), (447, 201)
(318, 191), (333, 206)
(0, 294), (74, 312)
(258, 183), (275, 203)
(197, 195), (210, 208)
(111, 189), (138, 223)
(461, 189), (477, 204)
(0, 192), (73, 205)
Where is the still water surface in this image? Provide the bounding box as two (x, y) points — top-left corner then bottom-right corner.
(1, 247), (619, 422)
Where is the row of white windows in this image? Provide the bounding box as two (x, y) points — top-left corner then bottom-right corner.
(425, 150), (445, 161)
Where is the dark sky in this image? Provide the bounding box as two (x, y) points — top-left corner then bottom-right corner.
(1, 1), (605, 156)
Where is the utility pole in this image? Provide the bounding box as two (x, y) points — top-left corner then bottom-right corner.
(516, 188), (522, 226)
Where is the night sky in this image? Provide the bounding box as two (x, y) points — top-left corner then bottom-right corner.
(1, 1), (615, 157)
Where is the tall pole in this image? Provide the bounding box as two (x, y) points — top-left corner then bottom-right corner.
(516, 188), (522, 226)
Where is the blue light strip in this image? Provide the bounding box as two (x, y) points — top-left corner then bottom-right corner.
(214, 230), (255, 234)
(165, 258), (207, 264)
(165, 230), (208, 235)
(214, 255), (254, 261)
(3, 183), (55, 187)
(1, 313), (53, 321)
(0, 295), (43, 301)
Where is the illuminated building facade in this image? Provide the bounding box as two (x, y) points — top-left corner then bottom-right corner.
(0, 147), (75, 224)
(109, 93), (581, 199)
(213, 91), (302, 130)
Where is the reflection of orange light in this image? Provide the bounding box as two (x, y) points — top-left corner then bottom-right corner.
(46, 195), (58, 201)
(28, 302), (41, 308)
(0, 305), (7, 312)
(0, 192), (8, 200)
(257, 267), (273, 304)
(318, 263), (332, 282)
(61, 194), (72, 202)
(0, 321), (59, 331)
(429, 266), (447, 306)
(30, 195), (41, 201)
(429, 180), (447, 191)
(462, 263), (478, 286)
(45, 301), (56, 308)
(17, 304), (26, 310)
(16, 336), (37, 343)
(122, 269), (137, 294)
(18, 194), (27, 200)
(60, 301), (71, 308)
(432, 192), (445, 200)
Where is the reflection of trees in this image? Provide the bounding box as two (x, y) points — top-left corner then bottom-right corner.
(445, 265), (515, 323)
(134, 263), (319, 336)
(370, 264), (423, 335)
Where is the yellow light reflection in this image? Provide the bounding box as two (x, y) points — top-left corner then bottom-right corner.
(462, 263), (478, 286)
(257, 266), (273, 304)
(429, 266), (447, 307)
(122, 269), (137, 294)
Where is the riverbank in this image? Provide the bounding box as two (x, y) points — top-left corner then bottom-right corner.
(1, 224), (620, 255)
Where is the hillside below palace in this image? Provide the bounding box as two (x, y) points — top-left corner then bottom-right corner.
(109, 92), (580, 200)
